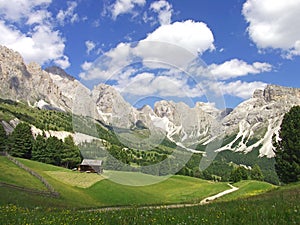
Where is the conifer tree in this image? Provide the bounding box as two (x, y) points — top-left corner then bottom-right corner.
(0, 124), (7, 152)
(61, 135), (81, 168)
(274, 106), (300, 183)
(8, 123), (33, 159)
(250, 164), (264, 181)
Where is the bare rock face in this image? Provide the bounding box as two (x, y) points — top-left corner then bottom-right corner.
(0, 45), (35, 101)
(220, 85), (300, 157)
(91, 83), (138, 127)
(0, 45), (89, 112)
(153, 100), (220, 144)
(45, 66), (75, 81)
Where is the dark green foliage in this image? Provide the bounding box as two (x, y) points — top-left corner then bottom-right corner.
(32, 135), (81, 168)
(61, 136), (82, 168)
(0, 124), (7, 151)
(32, 134), (48, 163)
(0, 99), (73, 132)
(214, 149), (279, 184)
(251, 164), (264, 181)
(275, 106), (300, 184)
(230, 166), (249, 183)
(8, 123), (33, 159)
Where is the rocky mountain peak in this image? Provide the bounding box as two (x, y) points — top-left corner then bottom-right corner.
(45, 66), (75, 81)
(263, 84), (300, 102)
(0, 45), (23, 64)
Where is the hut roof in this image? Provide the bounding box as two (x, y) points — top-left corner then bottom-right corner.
(80, 159), (102, 166)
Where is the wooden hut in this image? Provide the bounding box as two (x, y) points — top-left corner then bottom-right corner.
(78, 159), (103, 174)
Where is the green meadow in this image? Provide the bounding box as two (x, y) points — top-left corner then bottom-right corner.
(0, 156), (299, 225)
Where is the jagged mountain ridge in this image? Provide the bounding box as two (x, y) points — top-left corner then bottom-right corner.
(1, 45), (300, 158)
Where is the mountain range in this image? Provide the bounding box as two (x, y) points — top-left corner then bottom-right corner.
(1, 45), (300, 158)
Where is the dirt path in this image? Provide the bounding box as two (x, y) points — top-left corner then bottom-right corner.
(199, 183), (239, 205)
(85, 183), (239, 212)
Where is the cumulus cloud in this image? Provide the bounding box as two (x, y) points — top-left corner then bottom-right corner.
(150, 0), (173, 25)
(208, 59), (272, 80)
(80, 20), (215, 82)
(56, 1), (79, 25)
(85, 40), (96, 54)
(0, 0), (70, 68)
(0, 0), (51, 21)
(144, 20), (215, 55)
(110, 0), (146, 19)
(210, 80), (267, 99)
(243, 0), (300, 57)
(81, 61), (93, 71)
(80, 19), (269, 101)
(0, 21), (69, 68)
(114, 72), (203, 98)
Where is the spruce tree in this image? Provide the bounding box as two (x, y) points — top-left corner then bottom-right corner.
(61, 135), (81, 168)
(32, 134), (47, 163)
(0, 124), (7, 152)
(45, 136), (64, 166)
(250, 164), (264, 181)
(8, 123), (33, 159)
(274, 106), (300, 183)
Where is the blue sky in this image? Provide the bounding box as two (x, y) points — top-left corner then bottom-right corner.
(0, 0), (300, 108)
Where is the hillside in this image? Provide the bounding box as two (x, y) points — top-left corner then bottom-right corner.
(0, 97), (280, 184)
(0, 156), (232, 208)
(0, 156), (298, 224)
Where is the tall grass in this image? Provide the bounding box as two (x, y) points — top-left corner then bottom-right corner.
(1, 183), (299, 225)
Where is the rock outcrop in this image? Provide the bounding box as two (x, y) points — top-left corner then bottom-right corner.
(1, 45), (300, 158)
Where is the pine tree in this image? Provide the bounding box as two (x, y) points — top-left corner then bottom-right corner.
(61, 135), (81, 168)
(274, 106), (300, 184)
(250, 164), (264, 181)
(32, 134), (47, 163)
(8, 123), (33, 159)
(0, 124), (7, 152)
(230, 166), (249, 183)
(45, 136), (64, 166)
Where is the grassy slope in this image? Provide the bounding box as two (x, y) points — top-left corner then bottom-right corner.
(216, 180), (276, 202)
(1, 157), (229, 208)
(1, 182), (299, 225)
(0, 157), (46, 190)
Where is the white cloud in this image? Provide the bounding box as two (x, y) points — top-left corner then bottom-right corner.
(0, 22), (69, 68)
(81, 61), (93, 71)
(26, 10), (51, 25)
(54, 55), (70, 69)
(188, 59), (272, 81)
(0, 0), (51, 21)
(0, 0), (70, 68)
(211, 80), (267, 99)
(115, 72), (203, 98)
(110, 0), (146, 19)
(144, 20), (215, 55)
(80, 20), (215, 82)
(85, 40), (96, 54)
(150, 0), (173, 25)
(56, 1), (79, 25)
(243, 0), (300, 57)
(208, 59), (272, 80)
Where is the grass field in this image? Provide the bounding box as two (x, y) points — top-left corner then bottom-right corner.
(0, 182), (299, 225)
(45, 171), (104, 188)
(0, 157), (46, 191)
(0, 156), (230, 208)
(0, 156), (298, 224)
(215, 180), (276, 202)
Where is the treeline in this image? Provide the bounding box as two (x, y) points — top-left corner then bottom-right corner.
(0, 122), (81, 169)
(0, 99), (73, 132)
